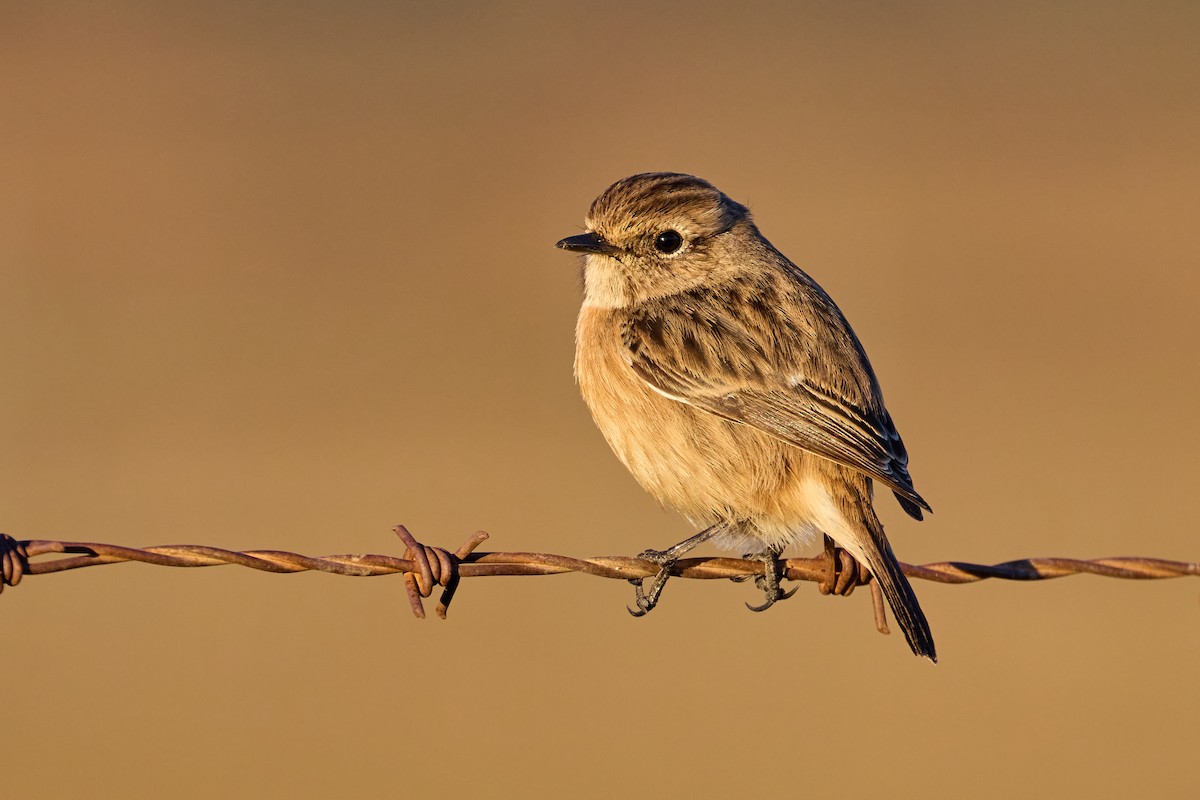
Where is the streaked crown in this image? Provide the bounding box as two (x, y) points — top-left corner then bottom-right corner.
(585, 173), (749, 243)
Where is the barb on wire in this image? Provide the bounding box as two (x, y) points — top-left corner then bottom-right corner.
(1, 529), (1197, 634)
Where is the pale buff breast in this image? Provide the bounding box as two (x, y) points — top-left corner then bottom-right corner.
(575, 306), (831, 547)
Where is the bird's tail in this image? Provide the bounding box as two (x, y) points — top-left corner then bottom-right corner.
(844, 512), (937, 662)
(870, 536), (937, 662)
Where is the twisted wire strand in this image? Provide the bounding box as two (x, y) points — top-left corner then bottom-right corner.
(2, 530), (1197, 623)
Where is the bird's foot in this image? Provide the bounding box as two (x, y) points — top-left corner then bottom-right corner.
(625, 523), (727, 617)
(627, 548), (677, 617)
(743, 547), (798, 612)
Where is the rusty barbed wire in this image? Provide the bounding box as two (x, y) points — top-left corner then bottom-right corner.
(1, 529), (1197, 633)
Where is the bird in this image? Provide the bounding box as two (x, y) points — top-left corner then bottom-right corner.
(556, 172), (936, 661)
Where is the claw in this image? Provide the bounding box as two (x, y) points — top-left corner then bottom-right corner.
(740, 546), (798, 612)
(744, 583), (797, 612)
(624, 523), (728, 618)
(729, 553), (754, 583)
(626, 578), (651, 617)
(626, 573), (666, 618)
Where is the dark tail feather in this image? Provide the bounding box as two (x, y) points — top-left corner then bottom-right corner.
(867, 534), (937, 662)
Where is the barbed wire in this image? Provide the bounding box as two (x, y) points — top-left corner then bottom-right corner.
(1, 529), (1196, 635)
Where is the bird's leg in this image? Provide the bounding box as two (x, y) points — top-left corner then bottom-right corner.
(743, 543), (798, 612)
(628, 523), (725, 617)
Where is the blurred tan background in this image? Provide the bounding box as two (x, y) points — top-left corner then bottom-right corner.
(3, 1), (1198, 797)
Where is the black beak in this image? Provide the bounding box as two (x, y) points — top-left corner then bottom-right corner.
(555, 232), (619, 256)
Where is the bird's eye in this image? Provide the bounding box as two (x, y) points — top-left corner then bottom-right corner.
(654, 230), (684, 254)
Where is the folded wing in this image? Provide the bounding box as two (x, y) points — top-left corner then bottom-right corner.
(621, 280), (930, 518)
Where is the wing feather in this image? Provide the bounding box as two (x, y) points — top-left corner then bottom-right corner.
(622, 279), (930, 517)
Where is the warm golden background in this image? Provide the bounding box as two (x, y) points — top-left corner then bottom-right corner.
(3, 2), (1197, 797)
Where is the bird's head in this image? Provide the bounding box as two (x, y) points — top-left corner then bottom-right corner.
(556, 172), (756, 307)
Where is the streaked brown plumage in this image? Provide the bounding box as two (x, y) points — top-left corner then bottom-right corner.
(558, 172), (935, 661)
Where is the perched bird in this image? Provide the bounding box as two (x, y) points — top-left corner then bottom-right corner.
(557, 173), (936, 661)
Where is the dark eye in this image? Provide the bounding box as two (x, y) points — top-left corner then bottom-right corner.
(654, 230), (684, 254)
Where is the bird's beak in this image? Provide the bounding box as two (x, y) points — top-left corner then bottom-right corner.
(555, 232), (620, 256)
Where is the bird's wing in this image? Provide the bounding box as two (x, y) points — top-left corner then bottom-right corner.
(621, 283), (930, 517)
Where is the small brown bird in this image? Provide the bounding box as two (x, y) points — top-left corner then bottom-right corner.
(557, 173), (936, 661)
